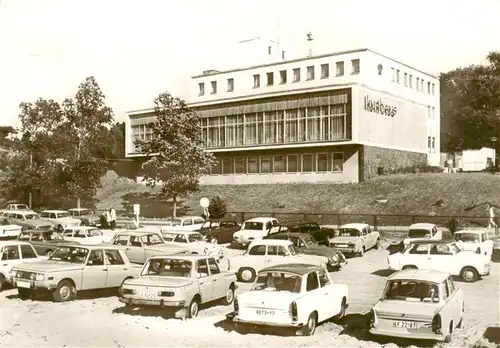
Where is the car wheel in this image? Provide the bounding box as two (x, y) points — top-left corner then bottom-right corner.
(0, 274), (5, 292)
(57, 225), (63, 232)
(333, 297), (347, 321)
(374, 239), (380, 249)
(402, 265), (418, 270)
(118, 277), (132, 296)
(52, 280), (76, 302)
(18, 288), (34, 300)
(187, 297), (200, 318)
(300, 312), (317, 336)
(237, 267), (256, 283)
(460, 266), (478, 282)
(357, 247), (365, 257)
(222, 286), (235, 305)
(45, 250), (53, 257)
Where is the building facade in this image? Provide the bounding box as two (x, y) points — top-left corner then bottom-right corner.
(125, 48), (440, 184)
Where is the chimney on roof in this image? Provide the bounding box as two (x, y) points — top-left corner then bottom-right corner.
(306, 31), (314, 57)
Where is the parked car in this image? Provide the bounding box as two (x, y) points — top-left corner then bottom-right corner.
(404, 223), (443, 246)
(119, 255), (237, 318)
(160, 230), (224, 259)
(62, 226), (112, 245)
(264, 231), (347, 271)
(195, 218), (241, 244)
(0, 221), (22, 239)
(2, 210), (53, 232)
(232, 217), (280, 247)
(160, 216), (205, 232)
(40, 210), (81, 231)
(17, 230), (74, 257)
(4, 203), (31, 211)
(273, 221), (336, 246)
(10, 244), (142, 301)
(387, 240), (491, 282)
(452, 230), (494, 258)
(228, 239), (329, 283)
(329, 223), (380, 257)
(227, 263), (349, 336)
(109, 231), (188, 264)
(68, 208), (102, 227)
(369, 269), (464, 343)
(0, 241), (43, 292)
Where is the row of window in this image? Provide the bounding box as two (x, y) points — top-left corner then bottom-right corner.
(427, 136), (437, 154)
(391, 67), (436, 95)
(210, 152), (345, 175)
(200, 105), (349, 149)
(198, 59), (361, 96)
(427, 106), (436, 120)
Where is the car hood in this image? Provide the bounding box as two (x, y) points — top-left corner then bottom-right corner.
(238, 290), (300, 311)
(124, 276), (192, 288)
(293, 253), (327, 264)
(57, 217), (81, 222)
(144, 244), (189, 253)
(403, 237), (432, 245)
(25, 220), (53, 227)
(330, 236), (358, 243)
(374, 300), (440, 321)
(13, 260), (84, 273)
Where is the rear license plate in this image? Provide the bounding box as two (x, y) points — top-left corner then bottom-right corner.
(17, 280), (31, 289)
(140, 293), (156, 299)
(338, 244), (348, 248)
(392, 320), (419, 329)
(255, 309), (275, 316)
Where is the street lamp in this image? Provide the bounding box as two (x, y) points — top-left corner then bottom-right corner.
(491, 136), (498, 174)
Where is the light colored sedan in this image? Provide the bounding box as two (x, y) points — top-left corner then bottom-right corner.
(62, 226), (112, 245)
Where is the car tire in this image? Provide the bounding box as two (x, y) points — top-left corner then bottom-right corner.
(460, 266), (479, 282)
(300, 312), (317, 336)
(45, 250), (53, 257)
(186, 297), (200, 318)
(402, 265), (418, 270)
(52, 280), (76, 302)
(237, 267), (256, 283)
(357, 247), (365, 257)
(374, 239), (380, 249)
(222, 286), (235, 305)
(18, 288), (34, 300)
(0, 274), (5, 292)
(333, 297), (347, 321)
(57, 225), (63, 233)
(118, 277), (133, 296)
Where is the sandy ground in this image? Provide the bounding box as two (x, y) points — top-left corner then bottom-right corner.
(0, 238), (499, 348)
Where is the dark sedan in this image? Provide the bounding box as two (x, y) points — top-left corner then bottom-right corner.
(17, 230), (76, 257)
(279, 221), (336, 246)
(195, 218), (241, 244)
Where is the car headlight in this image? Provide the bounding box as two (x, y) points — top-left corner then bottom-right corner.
(30, 273), (45, 281)
(331, 255), (339, 263)
(10, 270), (17, 277)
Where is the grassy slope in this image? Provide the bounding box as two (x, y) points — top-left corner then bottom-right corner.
(96, 171), (500, 224)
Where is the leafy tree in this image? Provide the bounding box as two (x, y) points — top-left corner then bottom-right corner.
(135, 91), (216, 217)
(208, 196), (227, 219)
(59, 77), (114, 209)
(0, 126), (17, 148)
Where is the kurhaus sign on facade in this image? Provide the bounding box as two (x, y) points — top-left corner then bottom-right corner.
(363, 95), (398, 118)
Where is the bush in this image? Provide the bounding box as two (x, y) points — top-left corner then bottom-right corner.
(447, 217), (460, 234)
(208, 196), (227, 219)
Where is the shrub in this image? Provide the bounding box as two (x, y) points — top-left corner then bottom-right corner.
(208, 196), (227, 219)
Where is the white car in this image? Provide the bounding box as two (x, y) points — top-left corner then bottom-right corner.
(329, 223), (380, 256)
(388, 240), (491, 282)
(160, 216), (205, 232)
(40, 210), (81, 231)
(62, 227), (112, 245)
(0, 223), (22, 239)
(452, 230), (494, 258)
(227, 263), (349, 336)
(404, 223), (443, 246)
(0, 241), (44, 291)
(161, 230), (224, 259)
(5, 204), (32, 211)
(232, 217), (280, 247)
(228, 239), (329, 283)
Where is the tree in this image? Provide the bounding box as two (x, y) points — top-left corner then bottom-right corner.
(135, 92), (216, 217)
(59, 77), (114, 209)
(208, 196), (227, 219)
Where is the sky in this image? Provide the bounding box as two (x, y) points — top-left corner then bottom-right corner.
(0, 0), (499, 128)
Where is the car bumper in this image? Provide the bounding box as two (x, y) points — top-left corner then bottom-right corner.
(12, 279), (57, 291)
(226, 312), (304, 328)
(119, 297), (186, 307)
(330, 246), (357, 254)
(369, 327), (448, 342)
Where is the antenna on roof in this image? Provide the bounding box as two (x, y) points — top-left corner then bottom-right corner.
(306, 31), (314, 57)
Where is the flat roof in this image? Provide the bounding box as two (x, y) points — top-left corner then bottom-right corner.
(260, 263), (323, 275)
(388, 269), (450, 283)
(191, 48), (438, 80)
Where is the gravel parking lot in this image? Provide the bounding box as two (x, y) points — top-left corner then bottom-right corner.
(1, 240), (499, 348)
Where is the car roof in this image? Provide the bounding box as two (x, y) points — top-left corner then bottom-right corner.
(245, 217), (276, 223)
(248, 239), (292, 247)
(268, 232), (310, 238)
(408, 239), (449, 245)
(114, 231), (161, 236)
(64, 226), (100, 231)
(61, 243), (119, 250)
(4, 210), (36, 214)
(148, 254), (214, 262)
(388, 269), (450, 283)
(176, 215), (204, 220)
(68, 208), (92, 211)
(260, 263), (324, 275)
(340, 223), (369, 229)
(453, 230), (482, 235)
(409, 223), (436, 229)
(161, 230), (200, 235)
(42, 210), (68, 213)
(0, 240), (32, 247)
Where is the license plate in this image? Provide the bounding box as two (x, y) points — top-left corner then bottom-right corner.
(140, 293), (156, 299)
(255, 309), (275, 316)
(392, 320), (419, 329)
(338, 244), (348, 248)
(17, 280), (31, 289)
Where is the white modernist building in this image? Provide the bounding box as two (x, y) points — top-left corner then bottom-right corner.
(125, 47), (440, 184)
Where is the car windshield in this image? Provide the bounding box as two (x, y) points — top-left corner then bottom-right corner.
(449, 243), (461, 253)
(453, 233), (480, 243)
(201, 221), (215, 229)
(141, 234), (164, 246)
(338, 228), (360, 237)
(252, 271), (302, 293)
(243, 221), (263, 230)
(303, 236), (316, 246)
(142, 258), (192, 277)
(408, 229), (431, 238)
(57, 212), (71, 218)
(187, 233), (205, 242)
(87, 228), (103, 237)
(24, 213), (40, 220)
(383, 280), (440, 302)
(49, 246), (89, 264)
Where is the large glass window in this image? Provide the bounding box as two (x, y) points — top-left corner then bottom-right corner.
(247, 156), (258, 174)
(222, 157), (232, 174)
(234, 157), (245, 174)
(286, 110), (298, 143)
(332, 152), (344, 172)
(260, 156), (271, 173)
(317, 153), (328, 172)
(245, 114), (257, 145)
(302, 154), (314, 172)
(273, 155), (284, 173)
(287, 154), (299, 173)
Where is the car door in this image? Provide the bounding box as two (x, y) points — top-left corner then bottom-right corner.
(81, 250), (108, 290)
(104, 249), (129, 287)
(317, 269), (338, 318)
(196, 259), (213, 303)
(427, 244), (456, 274)
(265, 245), (290, 268)
(0, 244), (21, 276)
(359, 228), (369, 249)
(127, 236), (147, 263)
(207, 257), (226, 300)
(482, 232), (494, 256)
(405, 243), (431, 269)
(303, 271), (327, 321)
(246, 245), (267, 271)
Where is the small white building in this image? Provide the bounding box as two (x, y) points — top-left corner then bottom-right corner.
(460, 147), (495, 171)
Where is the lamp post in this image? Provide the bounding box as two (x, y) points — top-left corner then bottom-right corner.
(491, 136), (498, 174)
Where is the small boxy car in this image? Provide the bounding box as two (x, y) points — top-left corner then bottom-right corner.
(329, 223), (380, 256)
(119, 255), (237, 318)
(369, 269), (464, 343)
(404, 223), (443, 246)
(227, 263), (349, 336)
(452, 230), (494, 258)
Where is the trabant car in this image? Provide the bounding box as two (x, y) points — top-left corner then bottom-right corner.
(227, 263), (349, 336)
(452, 230), (494, 258)
(119, 255), (237, 318)
(369, 269), (464, 343)
(17, 230), (74, 257)
(62, 226), (112, 245)
(232, 217), (280, 247)
(160, 230), (224, 259)
(2, 210), (53, 233)
(329, 223), (380, 256)
(404, 223), (443, 246)
(160, 216), (205, 232)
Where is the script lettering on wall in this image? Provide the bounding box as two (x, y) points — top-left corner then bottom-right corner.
(364, 95), (398, 117)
